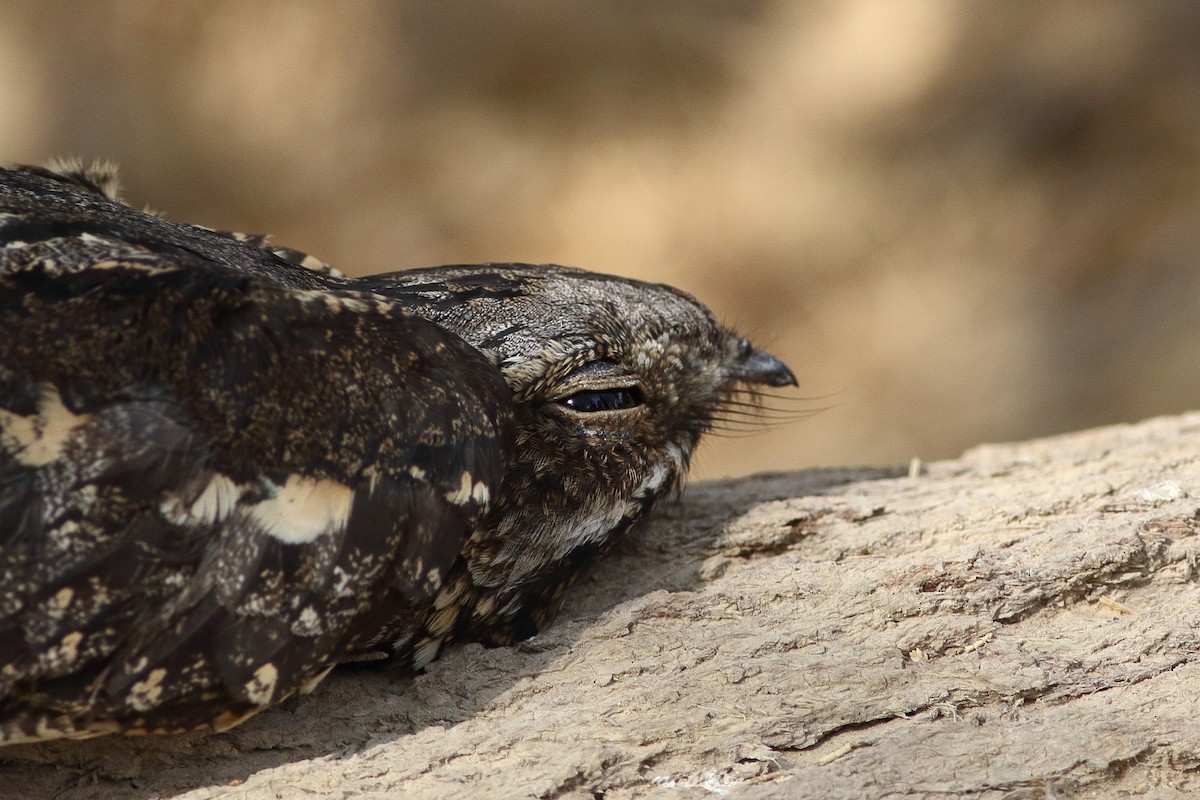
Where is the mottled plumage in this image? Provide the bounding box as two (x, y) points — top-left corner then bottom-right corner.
(0, 161), (794, 744)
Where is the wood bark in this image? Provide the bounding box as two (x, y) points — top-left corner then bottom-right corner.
(3, 413), (1200, 799)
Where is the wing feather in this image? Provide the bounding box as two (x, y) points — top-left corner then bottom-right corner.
(0, 165), (512, 740)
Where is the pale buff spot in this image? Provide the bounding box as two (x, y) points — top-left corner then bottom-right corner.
(299, 665), (335, 695)
(32, 717), (61, 742)
(187, 474), (242, 524)
(74, 484), (97, 507)
(244, 663), (278, 706)
(407, 465), (427, 481)
(47, 519), (82, 543)
(83, 259), (126, 270)
(422, 565), (443, 592)
(18, 716), (118, 744)
(444, 471), (474, 505)
(330, 566), (355, 598)
(56, 631), (83, 664)
(471, 480), (490, 504)
(128, 668), (168, 712)
(292, 606), (323, 637)
(363, 465), (383, 494)
(247, 476), (354, 544)
(299, 254), (327, 272)
(46, 587), (74, 620)
(96, 259), (169, 273)
(32, 630), (86, 674)
(1, 386), (92, 467)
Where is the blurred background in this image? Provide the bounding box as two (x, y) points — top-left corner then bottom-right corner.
(5, 1), (1200, 479)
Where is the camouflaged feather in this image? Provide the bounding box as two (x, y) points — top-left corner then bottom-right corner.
(0, 162), (794, 743)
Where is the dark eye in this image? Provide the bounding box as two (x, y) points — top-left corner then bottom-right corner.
(558, 387), (644, 413)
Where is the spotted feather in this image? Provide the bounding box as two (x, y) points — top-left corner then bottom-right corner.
(0, 161), (794, 743)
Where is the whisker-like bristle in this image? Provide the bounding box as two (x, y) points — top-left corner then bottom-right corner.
(719, 403), (816, 417)
(703, 395), (828, 440)
(707, 426), (787, 439)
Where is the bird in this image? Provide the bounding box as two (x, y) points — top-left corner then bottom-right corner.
(0, 159), (796, 744)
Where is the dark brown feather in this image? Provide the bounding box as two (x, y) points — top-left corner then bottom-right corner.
(0, 162), (793, 743)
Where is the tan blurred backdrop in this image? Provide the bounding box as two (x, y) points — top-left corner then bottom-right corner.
(5, 1), (1200, 479)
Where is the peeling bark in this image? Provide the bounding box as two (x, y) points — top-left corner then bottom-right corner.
(3, 413), (1200, 799)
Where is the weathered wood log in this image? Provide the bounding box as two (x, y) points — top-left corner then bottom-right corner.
(3, 412), (1199, 799)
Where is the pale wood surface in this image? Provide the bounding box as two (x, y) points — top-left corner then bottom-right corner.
(4, 413), (1199, 799)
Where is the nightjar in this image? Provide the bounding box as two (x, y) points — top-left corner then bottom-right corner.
(0, 161), (795, 744)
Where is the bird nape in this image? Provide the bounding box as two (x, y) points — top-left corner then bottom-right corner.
(0, 160), (796, 744)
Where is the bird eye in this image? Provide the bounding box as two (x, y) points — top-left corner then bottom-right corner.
(558, 387), (644, 413)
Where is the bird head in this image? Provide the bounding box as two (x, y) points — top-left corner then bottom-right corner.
(365, 263), (795, 631)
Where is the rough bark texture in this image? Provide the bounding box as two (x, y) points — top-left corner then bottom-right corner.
(3, 413), (1200, 799)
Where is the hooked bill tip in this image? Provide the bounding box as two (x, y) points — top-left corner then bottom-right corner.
(733, 348), (797, 388)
